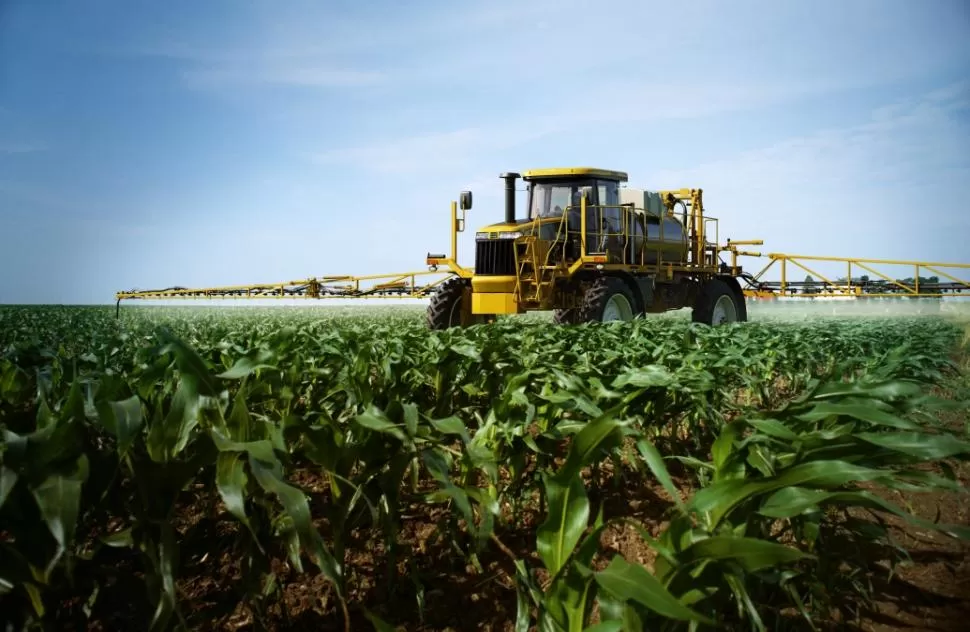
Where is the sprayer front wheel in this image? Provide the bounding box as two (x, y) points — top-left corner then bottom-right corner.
(427, 277), (467, 330)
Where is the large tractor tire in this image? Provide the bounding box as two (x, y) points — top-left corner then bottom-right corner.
(578, 276), (637, 323)
(427, 277), (470, 330)
(553, 308), (580, 325)
(718, 276), (748, 322)
(692, 278), (745, 326)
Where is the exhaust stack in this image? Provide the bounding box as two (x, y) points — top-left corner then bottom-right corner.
(500, 172), (520, 224)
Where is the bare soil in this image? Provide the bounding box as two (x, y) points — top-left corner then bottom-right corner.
(853, 382), (970, 632)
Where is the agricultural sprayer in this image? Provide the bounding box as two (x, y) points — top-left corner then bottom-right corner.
(116, 167), (970, 328)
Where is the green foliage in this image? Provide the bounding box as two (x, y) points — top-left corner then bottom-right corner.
(0, 305), (966, 631)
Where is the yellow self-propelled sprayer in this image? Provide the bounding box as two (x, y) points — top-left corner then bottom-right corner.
(116, 167), (970, 327)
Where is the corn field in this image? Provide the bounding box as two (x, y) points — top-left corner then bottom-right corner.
(1, 305), (968, 631)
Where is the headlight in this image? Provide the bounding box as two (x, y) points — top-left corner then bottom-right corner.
(475, 231), (525, 240)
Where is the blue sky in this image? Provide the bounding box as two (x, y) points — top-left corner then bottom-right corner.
(1, 0), (969, 304)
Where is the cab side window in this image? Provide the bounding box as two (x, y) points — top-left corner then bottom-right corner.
(548, 186), (573, 217)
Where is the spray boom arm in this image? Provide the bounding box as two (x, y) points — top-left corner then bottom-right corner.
(114, 183), (970, 314)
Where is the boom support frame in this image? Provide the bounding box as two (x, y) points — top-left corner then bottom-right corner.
(735, 251), (970, 298)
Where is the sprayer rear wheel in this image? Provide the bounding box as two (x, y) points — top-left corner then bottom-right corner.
(579, 277), (636, 323)
(553, 308), (579, 325)
(692, 279), (743, 326)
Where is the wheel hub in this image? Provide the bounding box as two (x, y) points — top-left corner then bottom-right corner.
(602, 294), (634, 322)
(712, 294), (737, 325)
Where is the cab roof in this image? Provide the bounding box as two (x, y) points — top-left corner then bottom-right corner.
(521, 167), (628, 182)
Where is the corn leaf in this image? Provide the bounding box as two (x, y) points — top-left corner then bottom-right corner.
(593, 556), (714, 624)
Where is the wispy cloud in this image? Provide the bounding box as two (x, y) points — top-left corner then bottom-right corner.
(646, 82), (970, 264)
(73, 0), (970, 98)
(0, 141), (46, 154)
(123, 0), (570, 63)
(181, 66), (385, 89)
(308, 76), (856, 175)
(0, 180), (111, 216)
(311, 129), (483, 173)
(299, 0), (969, 175)
(114, 0), (571, 91)
(5, 0), (969, 303)
(650, 81), (970, 190)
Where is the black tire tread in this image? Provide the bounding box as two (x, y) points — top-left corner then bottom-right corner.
(427, 277), (466, 330)
(717, 276), (748, 322)
(692, 278), (741, 326)
(553, 308), (579, 325)
(578, 277), (634, 323)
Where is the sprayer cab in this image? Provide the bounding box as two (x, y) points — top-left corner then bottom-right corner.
(521, 167), (628, 224)
(473, 167), (630, 236)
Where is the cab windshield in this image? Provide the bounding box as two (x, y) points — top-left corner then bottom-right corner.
(528, 182), (593, 219)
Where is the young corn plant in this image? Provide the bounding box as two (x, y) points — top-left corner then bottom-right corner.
(509, 415), (629, 632)
(665, 360), (970, 628)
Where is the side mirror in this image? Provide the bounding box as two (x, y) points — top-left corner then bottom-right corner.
(460, 190), (473, 210)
